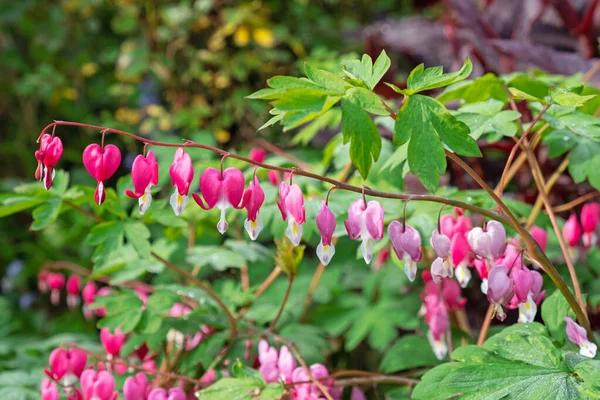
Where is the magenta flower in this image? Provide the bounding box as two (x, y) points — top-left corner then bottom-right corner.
(487, 265), (514, 321)
(123, 373), (148, 400)
(258, 340), (296, 384)
(47, 272), (65, 306)
(581, 203), (599, 247)
(193, 167), (245, 234)
(278, 182), (306, 246)
(344, 199), (384, 264)
(125, 151), (159, 214)
(450, 233), (472, 288)
(530, 226), (548, 251)
(424, 298), (449, 360)
(249, 148), (267, 163)
(467, 220), (506, 260)
(316, 201), (337, 266)
(442, 279), (467, 310)
(83, 143), (122, 205)
(82, 281), (97, 320)
(169, 148), (194, 215)
(80, 370), (118, 400)
(41, 378), (59, 400)
(267, 170), (281, 186)
(66, 275), (81, 309)
(511, 268), (545, 323)
(563, 213), (582, 247)
(440, 213), (472, 238)
(38, 270), (49, 294)
(291, 364), (341, 400)
(147, 387), (187, 400)
(35, 134), (64, 190)
(242, 176), (265, 240)
(430, 230), (452, 283)
(48, 347), (87, 385)
(100, 328), (126, 358)
(351, 387), (367, 400)
(565, 317), (597, 358)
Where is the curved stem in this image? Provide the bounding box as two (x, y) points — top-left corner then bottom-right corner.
(269, 274), (295, 331)
(477, 304), (495, 346)
(552, 191), (600, 213)
(41, 121), (512, 225)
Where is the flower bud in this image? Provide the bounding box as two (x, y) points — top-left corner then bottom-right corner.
(277, 182), (306, 246)
(388, 221), (422, 281)
(581, 203), (599, 247)
(487, 265), (513, 321)
(565, 317), (597, 358)
(530, 226), (548, 251)
(344, 199), (384, 264)
(563, 213), (582, 247)
(316, 201), (337, 266)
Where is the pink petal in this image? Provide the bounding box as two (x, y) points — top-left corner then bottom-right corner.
(316, 201), (336, 246)
(170, 148), (194, 195)
(222, 168), (245, 209)
(198, 168), (223, 209)
(364, 201), (384, 240)
(285, 184), (305, 224)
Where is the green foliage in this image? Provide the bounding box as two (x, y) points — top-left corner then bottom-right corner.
(381, 335), (443, 373)
(389, 58), (472, 95)
(394, 95), (481, 191)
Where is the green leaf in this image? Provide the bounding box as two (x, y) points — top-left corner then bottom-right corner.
(97, 307), (143, 333)
(437, 73), (508, 104)
(542, 290), (574, 345)
(550, 88), (597, 108)
(509, 87), (547, 104)
(344, 87), (389, 116)
(543, 129), (578, 157)
(341, 50), (391, 90)
(124, 220), (151, 258)
(405, 58), (472, 95)
(412, 323), (595, 400)
(0, 195), (44, 218)
(198, 378), (284, 400)
(304, 64), (348, 93)
(456, 99), (521, 140)
(395, 95), (481, 191)
(341, 97), (382, 178)
(30, 197), (62, 230)
(381, 335), (442, 373)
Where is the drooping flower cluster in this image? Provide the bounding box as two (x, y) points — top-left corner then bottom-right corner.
(420, 272), (466, 359)
(562, 203), (600, 261)
(257, 340), (341, 400)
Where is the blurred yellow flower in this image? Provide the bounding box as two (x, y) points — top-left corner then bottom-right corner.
(215, 74), (231, 89)
(215, 129), (231, 143)
(140, 120), (154, 135)
(253, 28), (275, 48)
(116, 107), (141, 125)
(81, 62), (99, 77)
(234, 26), (250, 47)
(159, 117), (172, 131)
(146, 104), (165, 117)
(62, 88), (78, 100)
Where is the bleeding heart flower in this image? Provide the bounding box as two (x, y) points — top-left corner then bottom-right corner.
(388, 221), (422, 281)
(100, 328), (126, 358)
(563, 213), (582, 248)
(35, 134), (64, 190)
(241, 176), (265, 240)
(147, 388), (187, 400)
(48, 347), (88, 384)
(512, 268), (545, 323)
(267, 170), (280, 186)
(38, 270), (49, 294)
(530, 226), (548, 251)
(316, 201), (336, 266)
(35, 135), (63, 189)
(344, 199), (384, 264)
(351, 387), (367, 400)
(80, 370), (118, 400)
(442, 279), (467, 310)
(193, 167), (245, 234)
(125, 151), (159, 214)
(123, 373), (148, 400)
(169, 148), (194, 216)
(278, 182), (306, 246)
(423, 297), (449, 360)
(47, 272), (65, 306)
(565, 317), (597, 358)
(258, 340), (296, 384)
(83, 143), (122, 205)
(82, 281), (97, 319)
(41, 378), (59, 400)
(467, 221), (506, 260)
(451, 233), (472, 288)
(430, 230), (452, 283)
(66, 275), (81, 309)
(249, 148), (267, 163)
(487, 265), (514, 321)
(581, 203), (599, 247)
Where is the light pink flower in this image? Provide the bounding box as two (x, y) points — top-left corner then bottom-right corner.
(169, 148), (194, 215)
(47, 272), (65, 306)
(193, 167), (245, 234)
(123, 373), (148, 400)
(565, 317), (597, 358)
(242, 176), (265, 240)
(35, 133), (63, 190)
(148, 387), (186, 400)
(430, 230), (452, 283)
(278, 182), (306, 246)
(80, 370), (118, 400)
(258, 340), (296, 384)
(41, 378), (59, 400)
(83, 143), (122, 205)
(467, 221), (506, 260)
(125, 151), (159, 214)
(563, 213), (582, 248)
(316, 201), (336, 266)
(530, 226), (548, 251)
(388, 221), (422, 281)
(344, 199), (384, 264)
(66, 275), (81, 309)
(487, 265), (514, 321)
